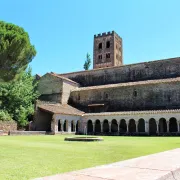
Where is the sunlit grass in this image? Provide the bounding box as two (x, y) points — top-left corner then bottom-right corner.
(0, 135), (180, 180)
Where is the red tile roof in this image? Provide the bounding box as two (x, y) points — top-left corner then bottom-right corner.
(38, 103), (84, 116)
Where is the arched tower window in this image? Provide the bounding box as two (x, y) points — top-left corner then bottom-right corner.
(98, 43), (102, 49)
(106, 41), (110, 48)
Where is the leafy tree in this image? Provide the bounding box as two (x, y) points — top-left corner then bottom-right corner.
(0, 110), (12, 121)
(83, 53), (91, 70)
(0, 68), (39, 126)
(0, 21), (36, 82)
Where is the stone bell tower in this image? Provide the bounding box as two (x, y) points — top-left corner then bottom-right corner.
(93, 31), (123, 69)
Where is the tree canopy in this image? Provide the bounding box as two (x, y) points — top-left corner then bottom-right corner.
(83, 53), (91, 70)
(0, 21), (36, 82)
(0, 68), (39, 126)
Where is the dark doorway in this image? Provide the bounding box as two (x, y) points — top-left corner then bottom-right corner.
(103, 120), (109, 133)
(120, 119), (127, 132)
(169, 118), (177, 132)
(58, 120), (61, 131)
(111, 119), (118, 132)
(87, 120), (93, 133)
(149, 118), (157, 135)
(138, 119), (145, 132)
(95, 120), (101, 133)
(159, 118), (167, 133)
(129, 119), (136, 133)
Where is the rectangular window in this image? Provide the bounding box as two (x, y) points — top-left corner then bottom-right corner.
(98, 55), (102, 59)
(106, 53), (110, 59)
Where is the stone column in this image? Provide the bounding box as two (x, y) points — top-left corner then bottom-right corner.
(135, 121), (138, 133)
(109, 122), (111, 133)
(177, 121), (180, 132)
(156, 120), (159, 134)
(126, 120), (129, 133)
(100, 122), (103, 133)
(167, 121), (169, 133)
(61, 121), (64, 132)
(145, 121), (149, 134)
(68, 121), (71, 132)
(74, 122), (76, 132)
(117, 121), (120, 133)
(55, 119), (58, 133)
(92, 122), (95, 133)
(51, 116), (55, 134)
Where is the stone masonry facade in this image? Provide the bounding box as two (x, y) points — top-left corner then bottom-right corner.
(0, 121), (17, 133)
(33, 31), (180, 136)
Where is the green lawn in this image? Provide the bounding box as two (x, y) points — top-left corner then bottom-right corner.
(1, 135), (180, 180)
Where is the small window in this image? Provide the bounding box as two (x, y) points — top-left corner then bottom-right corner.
(106, 53), (110, 59)
(106, 41), (110, 48)
(133, 90), (137, 97)
(116, 44), (118, 49)
(98, 43), (102, 49)
(98, 55), (102, 59)
(105, 93), (108, 99)
(78, 95), (80, 100)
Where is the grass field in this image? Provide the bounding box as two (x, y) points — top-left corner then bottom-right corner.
(1, 135), (180, 180)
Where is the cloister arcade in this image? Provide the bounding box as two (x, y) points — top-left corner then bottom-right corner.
(55, 119), (80, 133)
(86, 117), (180, 135)
(51, 112), (180, 135)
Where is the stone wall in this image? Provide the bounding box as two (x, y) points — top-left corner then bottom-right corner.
(8, 131), (48, 136)
(61, 81), (79, 104)
(69, 79), (180, 112)
(34, 108), (52, 131)
(61, 57), (180, 87)
(38, 73), (63, 103)
(0, 121), (17, 132)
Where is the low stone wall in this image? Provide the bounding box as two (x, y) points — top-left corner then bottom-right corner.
(0, 121), (17, 132)
(8, 131), (50, 136)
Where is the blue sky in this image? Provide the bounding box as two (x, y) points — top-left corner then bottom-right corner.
(1, 0), (180, 75)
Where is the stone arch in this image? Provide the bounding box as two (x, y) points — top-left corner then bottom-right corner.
(63, 120), (68, 132)
(87, 120), (93, 133)
(95, 119), (101, 133)
(159, 118), (167, 133)
(111, 119), (118, 132)
(138, 119), (145, 132)
(149, 118), (157, 135)
(103, 119), (109, 133)
(129, 119), (136, 133)
(119, 119), (127, 132)
(58, 120), (61, 131)
(169, 117), (178, 132)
